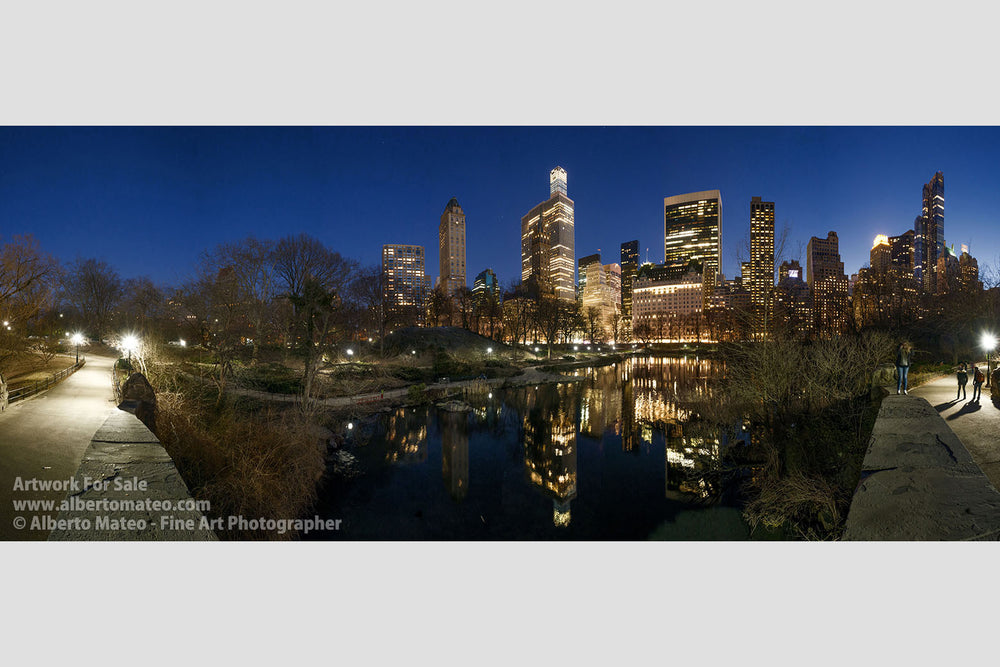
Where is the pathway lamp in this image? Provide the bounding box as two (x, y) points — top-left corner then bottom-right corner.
(983, 332), (997, 387)
(121, 334), (139, 365)
(487, 347), (493, 354)
(70, 333), (84, 363)
(347, 348), (354, 357)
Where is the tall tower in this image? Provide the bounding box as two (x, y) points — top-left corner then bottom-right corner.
(664, 190), (722, 307)
(806, 231), (848, 337)
(521, 167), (575, 301)
(620, 240), (639, 340)
(749, 196), (775, 339)
(438, 197), (466, 298)
(914, 171), (944, 293)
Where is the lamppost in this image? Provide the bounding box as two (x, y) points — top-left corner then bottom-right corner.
(70, 333), (84, 364)
(121, 334), (139, 367)
(983, 332), (997, 388)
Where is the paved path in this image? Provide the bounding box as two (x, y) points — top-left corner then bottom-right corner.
(185, 364), (582, 409)
(910, 363), (1000, 491)
(1, 354), (117, 541)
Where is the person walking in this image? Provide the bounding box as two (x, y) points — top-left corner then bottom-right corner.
(895, 342), (912, 395)
(972, 363), (984, 402)
(957, 362), (968, 400)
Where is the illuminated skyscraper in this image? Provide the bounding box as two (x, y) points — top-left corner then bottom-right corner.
(913, 171), (945, 293)
(806, 231), (849, 336)
(749, 196), (774, 339)
(620, 240), (639, 339)
(663, 190), (722, 307)
(521, 167), (575, 301)
(870, 235), (891, 273)
(382, 244), (430, 324)
(438, 197), (466, 298)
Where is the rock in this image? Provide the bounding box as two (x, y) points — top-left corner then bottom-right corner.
(436, 400), (473, 412)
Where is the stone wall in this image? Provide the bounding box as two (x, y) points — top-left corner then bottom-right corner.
(48, 410), (217, 541)
(843, 396), (1000, 540)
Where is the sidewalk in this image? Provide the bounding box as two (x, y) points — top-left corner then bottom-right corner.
(909, 364), (1000, 492)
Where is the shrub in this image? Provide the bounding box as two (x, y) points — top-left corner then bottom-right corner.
(406, 383), (428, 404)
(154, 389), (325, 540)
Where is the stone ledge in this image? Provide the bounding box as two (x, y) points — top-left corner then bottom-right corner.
(844, 395), (1000, 541)
(48, 410), (217, 541)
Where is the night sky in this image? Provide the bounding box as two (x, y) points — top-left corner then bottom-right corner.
(2, 126), (999, 290)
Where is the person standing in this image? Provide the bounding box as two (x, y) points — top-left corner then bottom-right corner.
(972, 364), (984, 402)
(957, 363), (968, 400)
(895, 342), (912, 395)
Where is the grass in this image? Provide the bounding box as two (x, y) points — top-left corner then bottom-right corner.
(153, 376), (326, 540)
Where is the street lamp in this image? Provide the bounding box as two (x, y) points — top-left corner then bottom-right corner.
(121, 334), (139, 365)
(487, 347), (493, 354)
(983, 332), (997, 387)
(347, 348), (354, 357)
(70, 333), (84, 364)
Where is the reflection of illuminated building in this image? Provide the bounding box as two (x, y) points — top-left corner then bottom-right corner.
(523, 385), (578, 527)
(440, 410), (469, 501)
(384, 408), (428, 464)
(579, 365), (622, 437)
(665, 431), (720, 500)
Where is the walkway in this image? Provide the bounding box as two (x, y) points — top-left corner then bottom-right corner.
(1, 353), (118, 541)
(909, 364), (1000, 492)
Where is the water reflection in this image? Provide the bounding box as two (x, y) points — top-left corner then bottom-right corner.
(384, 407), (428, 464)
(523, 384), (578, 526)
(328, 355), (740, 539)
(440, 410), (469, 501)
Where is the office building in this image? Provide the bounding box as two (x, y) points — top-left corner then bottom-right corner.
(664, 190), (721, 308)
(521, 167), (575, 301)
(806, 232), (849, 336)
(620, 240), (639, 339)
(382, 244), (430, 324)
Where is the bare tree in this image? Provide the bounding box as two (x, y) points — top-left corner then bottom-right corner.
(0, 235), (57, 374)
(204, 237), (276, 363)
(62, 258), (123, 340)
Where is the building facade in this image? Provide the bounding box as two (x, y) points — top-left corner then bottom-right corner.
(749, 196), (775, 339)
(632, 268), (705, 343)
(620, 240), (639, 340)
(806, 232), (849, 336)
(521, 166), (575, 301)
(382, 244), (430, 325)
(438, 197), (466, 298)
(663, 190), (722, 308)
(914, 171), (945, 293)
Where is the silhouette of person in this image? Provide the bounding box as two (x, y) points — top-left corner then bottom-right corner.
(972, 364), (984, 402)
(957, 363), (968, 400)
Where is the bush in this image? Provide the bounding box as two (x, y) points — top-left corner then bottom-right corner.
(154, 390), (325, 540)
(406, 383), (428, 404)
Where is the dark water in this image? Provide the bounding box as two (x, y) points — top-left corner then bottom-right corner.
(313, 356), (752, 540)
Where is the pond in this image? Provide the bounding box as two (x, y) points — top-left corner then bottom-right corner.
(312, 356), (754, 540)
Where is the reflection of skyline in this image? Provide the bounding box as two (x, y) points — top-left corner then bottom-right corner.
(579, 357), (717, 453)
(665, 431), (720, 500)
(441, 410), (469, 501)
(523, 384), (578, 527)
(384, 407), (428, 465)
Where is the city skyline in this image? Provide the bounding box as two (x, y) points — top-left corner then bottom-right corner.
(2, 127), (999, 292)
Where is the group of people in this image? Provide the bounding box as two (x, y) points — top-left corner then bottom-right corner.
(955, 362), (987, 402)
(893, 341), (989, 402)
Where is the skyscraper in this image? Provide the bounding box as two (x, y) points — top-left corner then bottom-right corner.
(620, 240), (639, 339)
(913, 171), (945, 293)
(870, 235), (891, 273)
(382, 244), (430, 325)
(663, 190), (722, 307)
(806, 232), (849, 336)
(749, 196), (775, 339)
(521, 166), (575, 301)
(438, 197), (466, 298)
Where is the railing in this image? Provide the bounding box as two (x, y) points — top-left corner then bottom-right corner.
(7, 359), (86, 404)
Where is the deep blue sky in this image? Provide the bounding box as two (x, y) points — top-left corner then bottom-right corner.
(2, 126), (998, 290)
